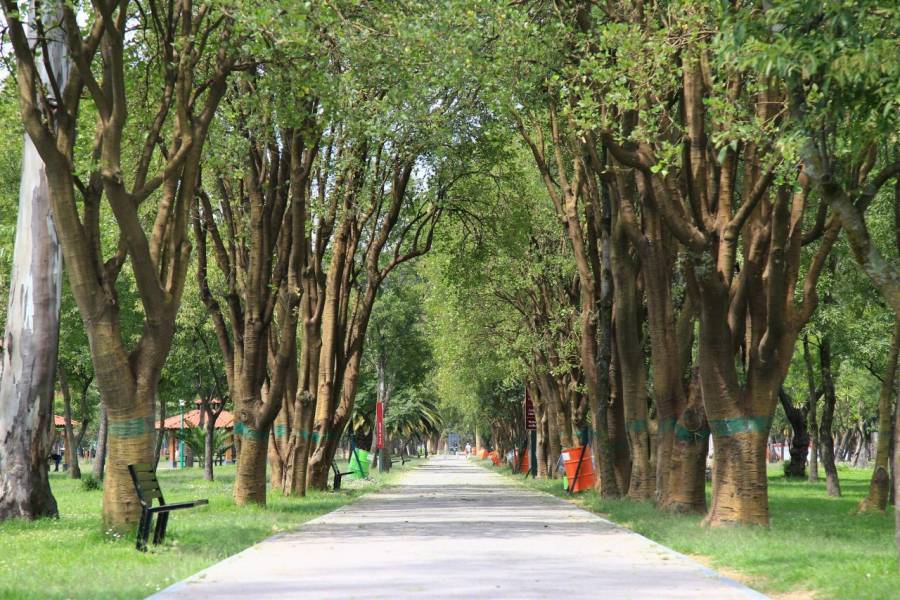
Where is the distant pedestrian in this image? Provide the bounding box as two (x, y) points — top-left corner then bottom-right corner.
(465, 442), (472, 455)
(50, 438), (62, 471)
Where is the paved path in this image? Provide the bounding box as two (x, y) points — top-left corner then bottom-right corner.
(153, 456), (768, 599)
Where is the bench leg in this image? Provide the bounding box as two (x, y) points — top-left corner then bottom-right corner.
(136, 509), (152, 552)
(153, 512), (169, 545)
(334, 471), (342, 491)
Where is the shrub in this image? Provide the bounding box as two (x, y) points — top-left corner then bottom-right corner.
(81, 474), (102, 491)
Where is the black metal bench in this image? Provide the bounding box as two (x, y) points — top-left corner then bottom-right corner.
(127, 463), (208, 551)
(331, 460), (355, 491)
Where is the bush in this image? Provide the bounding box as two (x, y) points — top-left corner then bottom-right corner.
(80, 474), (102, 491)
(782, 460), (806, 479)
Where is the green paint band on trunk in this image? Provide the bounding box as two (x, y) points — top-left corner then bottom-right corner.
(657, 417), (677, 433)
(310, 431), (330, 442)
(674, 423), (710, 443)
(708, 416), (771, 437)
(108, 416), (152, 438)
(626, 419), (648, 433)
(297, 430), (328, 442)
(273, 424), (288, 438)
(234, 422), (265, 441)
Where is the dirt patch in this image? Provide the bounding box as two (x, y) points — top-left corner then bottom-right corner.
(769, 592), (818, 600)
(689, 555), (817, 600)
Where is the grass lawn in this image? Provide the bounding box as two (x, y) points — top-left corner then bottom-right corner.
(481, 459), (897, 599)
(0, 459), (420, 599)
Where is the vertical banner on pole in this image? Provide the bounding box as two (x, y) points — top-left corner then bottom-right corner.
(524, 390), (536, 431)
(525, 388), (537, 477)
(376, 401), (385, 450)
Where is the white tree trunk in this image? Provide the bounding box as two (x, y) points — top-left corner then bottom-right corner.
(0, 1), (68, 520)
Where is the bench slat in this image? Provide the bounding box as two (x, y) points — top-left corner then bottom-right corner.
(134, 470), (158, 482)
(148, 499), (209, 513)
(138, 484), (163, 495)
(140, 488), (163, 501)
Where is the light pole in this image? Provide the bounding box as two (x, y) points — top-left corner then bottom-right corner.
(179, 399), (186, 469)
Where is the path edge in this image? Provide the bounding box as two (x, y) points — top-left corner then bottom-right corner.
(471, 459), (771, 600)
(147, 464), (424, 599)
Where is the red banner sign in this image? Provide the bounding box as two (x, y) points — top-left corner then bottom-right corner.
(524, 389), (536, 431)
(376, 401), (385, 449)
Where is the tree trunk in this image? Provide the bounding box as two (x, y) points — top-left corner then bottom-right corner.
(594, 202), (620, 498)
(537, 374), (561, 477)
(537, 412), (548, 478)
(269, 408), (287, 492)
(611, 231), (652, 499)
(662, 371), (709, 513)
(234, 433), (268, 505)
(59, 369), (81, 479)
(103, 396), (156, 527)
(803, 336), (820, 483)
(607, 375), (631, 494)
(819, 336), (841, 497)
(530, 384), (548, 478)
(0, 58), (65, 519)
(205, 413), (215, 481)
(153, 400), (166, 471)
(893, 359), (900, 569)
(697, 279), (774, 527)
(705, 429), (769, 526)
(94, 406), (108, 480)
(288, 395), (316, 495)
(779, 388), (809, 478)
(286, 283), (323, 497)
(377, 357), (392, 474)
(860, 318), (899, 511)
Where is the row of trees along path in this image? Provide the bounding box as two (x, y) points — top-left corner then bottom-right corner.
(0, 0), (898, 563)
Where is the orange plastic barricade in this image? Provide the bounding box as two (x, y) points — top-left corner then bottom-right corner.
(561, 446), (594, 493)
(478, 449), (489, 460)
(517, 451), (529, 474)
(489, 451), (500, 465)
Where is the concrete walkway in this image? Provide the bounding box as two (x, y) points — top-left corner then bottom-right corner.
(153, 456), (768, 599)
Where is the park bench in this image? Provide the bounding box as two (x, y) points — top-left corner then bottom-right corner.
(330, 460), (356, 491)
(127, 463), (209, 552)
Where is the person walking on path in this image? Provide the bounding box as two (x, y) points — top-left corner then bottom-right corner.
(49, 434), (62, 472)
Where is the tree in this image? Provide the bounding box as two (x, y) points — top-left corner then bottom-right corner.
(160, 297), (229, 480)
(195, 114), (313, 503)
(556, 1), (840, 526)
(0, 0), (67, 520)
(859, 319), (899, 511)
(357, 268), (434, 471)
(1, 0), (249, 529)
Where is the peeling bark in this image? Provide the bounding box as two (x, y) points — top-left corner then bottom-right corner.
(0, 0), (67, 520)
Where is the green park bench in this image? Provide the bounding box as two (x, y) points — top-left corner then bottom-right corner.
(127, 464), (209, 552)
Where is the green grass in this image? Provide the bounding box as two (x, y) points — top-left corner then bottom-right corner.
(482, 460), (898, 599)
(0, 460), (419, 599)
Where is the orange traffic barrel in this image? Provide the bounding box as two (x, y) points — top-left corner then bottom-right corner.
(518, 451), (529, 474)
(561, 446), (594, 492)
